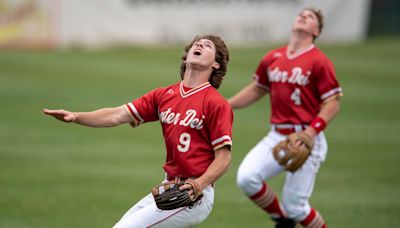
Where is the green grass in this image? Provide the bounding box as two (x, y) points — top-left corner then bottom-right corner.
(1, 37), (400, 227)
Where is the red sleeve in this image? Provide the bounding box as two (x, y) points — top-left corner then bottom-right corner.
(205, 98), (234, 151)
(124, 88), (162, 127)
(253, 52), (272, 92)
(314, 58), (343, 101)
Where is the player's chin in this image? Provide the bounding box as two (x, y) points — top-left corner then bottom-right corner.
(186, 60), (208, 69)
(294, 26), (312, 33)
(186, 57), (202, 64)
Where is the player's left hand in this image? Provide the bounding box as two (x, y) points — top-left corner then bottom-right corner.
(302, 127), (317, 141)
(179, 179), (203, 201)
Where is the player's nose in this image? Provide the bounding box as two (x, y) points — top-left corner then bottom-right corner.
(195, 43), (203, 48)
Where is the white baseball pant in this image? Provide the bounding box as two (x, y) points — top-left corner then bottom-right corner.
(237, 130), (327, 221)
(113, 184), (214, 228)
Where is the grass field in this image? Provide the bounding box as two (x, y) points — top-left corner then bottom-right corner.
(1, 37), (400, 227)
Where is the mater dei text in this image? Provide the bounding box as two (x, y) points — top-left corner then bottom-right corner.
(268, 67), (310, 86)
(159, 108), (205, 130)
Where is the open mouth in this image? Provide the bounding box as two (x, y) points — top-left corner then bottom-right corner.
(194, 50), (202, 56)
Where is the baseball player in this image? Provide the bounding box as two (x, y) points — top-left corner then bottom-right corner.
(43, 35), (233, 227)
(229, 8), (342, 228)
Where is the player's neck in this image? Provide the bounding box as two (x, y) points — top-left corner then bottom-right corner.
(288, 31), (314, 54)
(182, 69), (211, 88)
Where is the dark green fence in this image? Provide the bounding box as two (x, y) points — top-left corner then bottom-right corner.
(369, 0), (400, 36)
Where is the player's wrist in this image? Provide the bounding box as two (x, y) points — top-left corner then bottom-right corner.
(68, 112), (77, 123)
(303, 127), (317, 139)
(310, 117), (327, 134)
(193, 178), (206, 190)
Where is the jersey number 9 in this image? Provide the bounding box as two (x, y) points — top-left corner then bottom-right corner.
(177, 133), (191, 152)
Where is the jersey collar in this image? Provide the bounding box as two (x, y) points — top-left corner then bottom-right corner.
(286, 44), (315, 60)
(179, 81), (211, 98)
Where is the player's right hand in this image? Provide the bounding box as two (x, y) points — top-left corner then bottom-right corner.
(43, 109), (76, 123)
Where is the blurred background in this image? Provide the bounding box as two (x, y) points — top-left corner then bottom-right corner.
(1, 0), (399, 227)
(0, 0), (385, 49)
(1, 0), (399, 49)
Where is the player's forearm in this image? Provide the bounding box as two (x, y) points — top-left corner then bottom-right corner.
(74, 106), (128, 127)
(196, 147), (231, 189)
(304, 98), (340, 137)
(228, 82), (266, 109)
(318, 98), (340, 123)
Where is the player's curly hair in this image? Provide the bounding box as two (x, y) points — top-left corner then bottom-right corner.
(304, 7), (324, 41)
(180, 35), (229, 89)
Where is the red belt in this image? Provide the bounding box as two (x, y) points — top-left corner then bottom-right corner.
(275, 128), (297, 135)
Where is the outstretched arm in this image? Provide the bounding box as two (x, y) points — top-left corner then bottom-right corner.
(43, 105), (132, 127)
(228, 81), (267, 109)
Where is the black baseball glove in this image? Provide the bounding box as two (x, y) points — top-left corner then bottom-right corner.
(152, 179), (203, 210)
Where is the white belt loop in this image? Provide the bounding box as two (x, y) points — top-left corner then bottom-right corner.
(294, 125), (302, 132)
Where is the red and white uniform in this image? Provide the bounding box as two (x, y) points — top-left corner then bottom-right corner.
(114, 81), (233, 228)
(125, 81), (232, 178)
(254, 44), (342, 125)
(237, 45), (342, 222)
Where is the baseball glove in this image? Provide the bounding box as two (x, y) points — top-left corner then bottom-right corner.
(272, 132), (314, 172)
(152, 179), (203, 210)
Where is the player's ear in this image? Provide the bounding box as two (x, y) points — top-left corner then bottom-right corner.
(313, 29), (320, 38)
(312, 24), (320, 38)
(212, 62), (220, 70)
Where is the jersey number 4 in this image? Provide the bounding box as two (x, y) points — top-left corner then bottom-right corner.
(291, 88), (301, 106)
(177, 133), (191, 152)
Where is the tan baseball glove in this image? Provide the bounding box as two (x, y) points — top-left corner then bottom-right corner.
(152, 179), (203, 210)
(272, 132), (314, 172)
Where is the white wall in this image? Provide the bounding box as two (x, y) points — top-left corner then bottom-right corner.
(0, 0), (372, 48)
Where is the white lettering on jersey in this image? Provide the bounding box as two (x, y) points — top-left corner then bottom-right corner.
(159, 108), (181, 125)
(159, 108), (204, 130)
(268, 67), (310, 86)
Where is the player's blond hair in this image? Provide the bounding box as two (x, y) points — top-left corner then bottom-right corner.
(180, 35), (229, 89)
(304, 7), (324, 41)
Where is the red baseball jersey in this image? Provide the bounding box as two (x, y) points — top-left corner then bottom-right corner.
(254, 45), (343, 124)
(124, 81), (233, 178)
